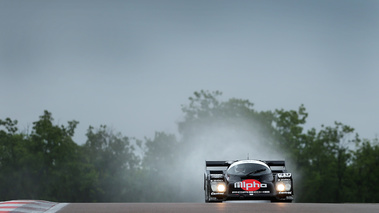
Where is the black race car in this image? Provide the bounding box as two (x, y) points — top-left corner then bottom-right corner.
(204, 159), (293, 202)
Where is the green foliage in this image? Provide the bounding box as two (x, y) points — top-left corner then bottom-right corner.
(1, 112), (100, 201)
(349, 139), (379, 202)
(83, 125), (140, 202)
(139, 132), (180, 201)
(296, 122), (358, 202)
(179, 90), (276, 149)
(1, 91), (378, 203)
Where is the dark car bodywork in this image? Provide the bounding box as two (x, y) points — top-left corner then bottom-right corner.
(204, 159), (294, 202)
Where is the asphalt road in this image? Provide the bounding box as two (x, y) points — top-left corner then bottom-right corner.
(58, 202), (379, 213)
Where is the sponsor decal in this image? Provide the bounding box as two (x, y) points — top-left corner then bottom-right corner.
(278, 191), (292, 195)
(210, 179), (223, 182)
(210, 174), (224, 179)
(277, 173), (291, 178)
(211, 192), (225, 195)
(234, 179), (267, 191)
(232, 191), (270, 194)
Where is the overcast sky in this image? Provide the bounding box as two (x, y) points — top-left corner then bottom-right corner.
(1, 0), (378, 144)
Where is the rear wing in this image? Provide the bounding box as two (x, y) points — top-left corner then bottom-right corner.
(205, 161), (231, 175)
(205, 160), (288, 173)
(264, 160), (285, 167)
(263, 160), (287, 173)
(205, 161), (231, 167)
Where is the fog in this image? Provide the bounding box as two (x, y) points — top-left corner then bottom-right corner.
(165, 109), (291, 202)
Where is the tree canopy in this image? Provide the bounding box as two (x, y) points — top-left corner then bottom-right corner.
(1, 91), (378, 202)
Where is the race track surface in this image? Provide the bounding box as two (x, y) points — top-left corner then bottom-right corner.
(58, 202), (379, 213)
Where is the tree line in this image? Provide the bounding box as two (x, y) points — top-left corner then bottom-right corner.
(1, 91), (378, 202)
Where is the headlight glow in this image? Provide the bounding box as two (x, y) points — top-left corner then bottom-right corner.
(211, 182), (226, 193)
(276, 183), (285, 191)
(217, 183), (226, 192)
(276, 180), (291, 192)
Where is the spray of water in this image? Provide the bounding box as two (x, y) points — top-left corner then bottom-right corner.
(173, 117), (287, 202)
(141, 91), (301, 202)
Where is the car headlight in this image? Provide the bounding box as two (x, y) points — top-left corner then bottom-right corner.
(276, 180), (291, 191)
(211, 182), (227, 193)
(276, 183), (285, 191)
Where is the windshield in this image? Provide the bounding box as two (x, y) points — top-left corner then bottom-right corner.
(227, 163), (271, 176)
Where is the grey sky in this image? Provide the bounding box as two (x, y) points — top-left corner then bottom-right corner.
(1, 0), (378, 143)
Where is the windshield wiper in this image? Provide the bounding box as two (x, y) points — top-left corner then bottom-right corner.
(246, 168), (267, 176)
